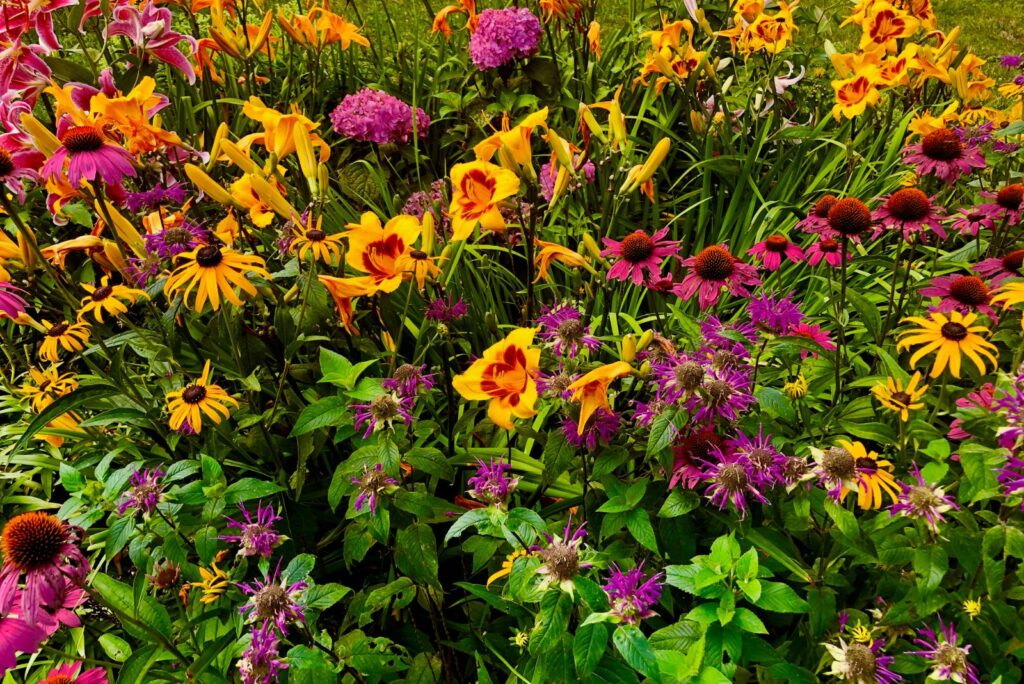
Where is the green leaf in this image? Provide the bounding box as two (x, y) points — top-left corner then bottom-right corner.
(732, 607), (768, 634)
(531, 590), (574, 655)
(223, 478), (284, 504)
(395, 523), (440, 588)
(106, 515), (136, 557)
(574, 622), (609, 677)
(647, 408), (679, 458)
(115, 646), (164, 684)
(283, 553), (316, 584)
(752, 581), (809, 613)
(659, 490), (701, 518)
(913, 546), (948, 595)
(742, 529), (812, 583)
(543, 430), (576, 483)
(1005, 527), (1024, 560)
(99, 633), (132, 662)
(319, 347), (376, 389)
(613, 624), (661, 680)
(302, 583), (351, 611)
(13, 386), (117, 453)
(756, 388), (796, 423)
(444, 508), (491, 544)
(625, 509), (659, 553)
(287, 645), (338, 684)
(844, 287), (881, 340)
(404, 447), (455, 480)
(717, 591), (736, 625)
(825, 499), (860, 539)
(92, 573), (173, 641)
(290, 395), (350, 436)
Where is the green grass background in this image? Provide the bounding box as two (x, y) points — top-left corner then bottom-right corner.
(353, 0), (1021, 58)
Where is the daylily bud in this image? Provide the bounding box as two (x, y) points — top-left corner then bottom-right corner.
(293, 124), (318, 194)
(101, 239), (130, 277)
(690, 110), (706, 134)
(220, 139), (257, 174)
(581, 233), (602, 260)
(18, 114), (60, 157)
(248, 173), (297, 219)
(317, 162), (330, 199)
(382, 330), (396, 353)
(621, 334), (637, 363)
(247, 12), (275, 58)
(638, 360), (652, 379)
(578, 103), (608, 144)
(549, 166), (570, 207)
(485, 311), (499, 336)
(421, 213), (435, 256)
(208, 122), (230, 170)
(635, 138), (671, 185)
(185, 164), (238, 207)
(96, 201), (146, 257)
(638, 330), (654, 351)
(546, 129), (576, 174)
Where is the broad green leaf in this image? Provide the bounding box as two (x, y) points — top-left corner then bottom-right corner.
(574, 622), (609, 677)
(613, 624), (660, 680)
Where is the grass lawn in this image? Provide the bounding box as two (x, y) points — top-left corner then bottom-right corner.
(352, 0), (1021, 58)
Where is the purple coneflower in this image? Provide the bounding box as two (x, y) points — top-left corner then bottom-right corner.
(670, 427), (723, 490)
(562, 408), (620, 450)
(890, 464), (957, 533)
(42, 123), (136, 188)
(0, 512), (89, 625)
(467, 459), (518, 506)
(0, 604), (45, 673)
(352, 392), (414, 438)
(700, 448), (768, 518)
(351, 464), (398, 514)
(806, 237), (848, 269)
(903, 128), (985, 185)
(382, 363), (435, 398)
(872, 188), (946, 241)
(238, 565), (307, 634)
(949, 384), (997, 441)
(907, 619), (979, 684)
(603, 564), (663, 624)
(117, 467), (165, 515)
(976, 183), (1024, 225)
(749, 291), (804, 335)
(237, 621), (288, 684)
(675, 245), (760, 310)
(221, 501), (284, 559)
(825, 638), (902, 683)
(919, 275), (995, 320)
(948, 208), (994, 237)
(974, 249), (1024, 285)
(797, 194), (840, 237)
(601, 227), (679, 287)
(787, 321), (836, 358)
(747, 235), (805, 271)
(0, 141), (41, 203)
(535, 304), (601, 356)
(36, 663), (108, 684)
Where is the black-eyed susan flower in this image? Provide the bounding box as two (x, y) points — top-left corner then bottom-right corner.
(77, 275), (148, 323)
(19, 367), (78, 412)
(39, 320), (91, 363)
(192, 560), (230, 604)
(487, 548), (529, 587)
(896, 311), (998, 378)
(872, 372), (928, 421)
(992, 282), (1024, 327)
(812, 440), (900, 510)
(165, 360), (239, 434)
(290, 214), (344, 265)
(783, 373), (809, 400)
(163, 244), (271, 312)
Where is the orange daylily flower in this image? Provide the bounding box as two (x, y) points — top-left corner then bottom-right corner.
(567, 361), (632, 435)
(448, 160), (521, 241)
(452, 328), (541, 430)
(534, 239), (589, 282)
(343, 212), (422, 293)
(474, 108), (549, 171)
(831, 75), (880, 120)
(238, 97), (330, 162)
(432, 0), (477, 38)
(319, 274), (377, 335)
(858, 2), (919, 53)
(90, 77), (183, 154)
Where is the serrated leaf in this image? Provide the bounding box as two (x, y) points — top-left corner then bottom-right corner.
(574, 622), (609, 677)
(613, 624), (660, 680)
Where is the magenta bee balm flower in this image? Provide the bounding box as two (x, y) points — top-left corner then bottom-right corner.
(221, 501), (284, 559)
(603, 564), (664, 624)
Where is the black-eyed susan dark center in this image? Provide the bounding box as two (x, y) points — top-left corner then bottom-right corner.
(940, 322), (968, 341)
(195, 245), (223, 268)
